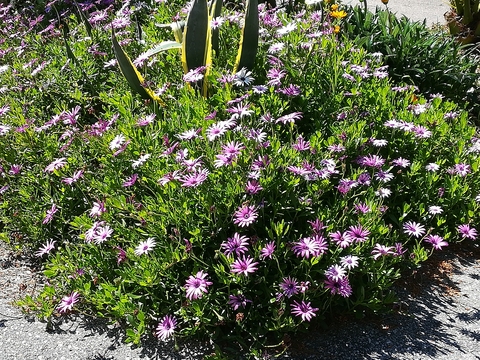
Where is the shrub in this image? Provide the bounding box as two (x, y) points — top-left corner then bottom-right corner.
(344, 4), (480, 120)
(0, 1), (479, 356)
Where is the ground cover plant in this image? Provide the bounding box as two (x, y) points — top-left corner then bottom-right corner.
(0, 0), (480, 357)
(344, 3), (480, 120)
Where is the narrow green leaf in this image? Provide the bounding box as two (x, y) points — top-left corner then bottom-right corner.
(134, 14), (143, 41)
(73, 0), (92, 38)
(143, 41), (182, 58)
(62, 23), (77, 62)
(233, 0), (259, 74)
(111, 29), (164, 105)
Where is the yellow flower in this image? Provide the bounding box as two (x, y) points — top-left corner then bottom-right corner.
(330, 10), (347, 19)
(331, 4), (339, 11)
(333, 25), (340, 33)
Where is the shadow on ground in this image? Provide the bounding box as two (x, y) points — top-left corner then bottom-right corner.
(286, 242), (480, 360)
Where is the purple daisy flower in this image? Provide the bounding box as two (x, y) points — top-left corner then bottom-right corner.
(358, 154), (385, 168)
(345, 224), (370, 243)
(424, 234), (449, 250)
(57, 292), (80, 313)
(428, 206), (443, 215)
(179, 169), (209, 187)
(221, 233), (249, 257)
(457, 224), (478, 240)
(275, 112), (303, 124)
(403, 221), (426, 238)
(329, 231), (353, 248)
(374, 170), (394, 183)
(292, 235), (328, 258)
(260, 241), (276, 259)
(454, 163), (471, 177)
(371, 243), (395, 260)
(122, 174), (139, 187)
(354, 202), (371, 214)
(425, 163), (440, 172)
(392, 157), (411, 168)
(42, 204), (58, 225)
(340, 255), (359, 270)
(228, 294), (252, 310)
(134, 237), (156, 256)
(245, 180), (263, 195)
(35, 240), (56, 257)
(290, 300), (318, 322)
(324, 276), (352, 297)
(93, 225), (113, 244)
(280, 276), (299, 298)
(292, 135), (310, 151)
(89, 201), (106, 217)
(185, 270), (213, 300)
(44, 157), (67, 173)
(231, 256), (259, 276)
(325, 265), (346, 282)
(156, 315), (177, 341)
(233, 204), (258, 227)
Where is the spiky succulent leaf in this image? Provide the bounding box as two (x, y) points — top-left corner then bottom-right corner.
(210, 0), (223, 59)
(111, 29), (163, 105)
(233, 0), (259, 74)
(182, 0), (209, 74)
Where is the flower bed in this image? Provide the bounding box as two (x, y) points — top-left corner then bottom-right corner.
(0, 0), (479, 356)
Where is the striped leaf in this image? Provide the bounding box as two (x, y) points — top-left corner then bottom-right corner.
(233, 0), (259, 74)
(155, 21), (185, 44)
(210, 0), (223, 59)
(182, 0), (209, 74)
(143, 41), (182, 58)
(111, 29), (163, 105)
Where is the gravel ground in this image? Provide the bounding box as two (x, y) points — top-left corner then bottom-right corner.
(1, 1), (477, 359)
(2, 239), (480, 360)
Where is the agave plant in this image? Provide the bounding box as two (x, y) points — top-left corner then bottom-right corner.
(446, 0), (480, 44)
(112, 0), (259, 100)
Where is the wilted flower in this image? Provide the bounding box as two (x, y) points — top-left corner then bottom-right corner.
(228, 294), (251, 310)
(35, 240), (56, 257)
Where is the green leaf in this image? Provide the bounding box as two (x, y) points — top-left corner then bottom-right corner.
(111, 28), (164, 105)
(210, 0), (223, 58)
(143, 41), (182, 58)
(156, 21), (185, 44)
(72, 0), (92, 38)
(233, 0), (259, 74)
(182, 0), (209, 74)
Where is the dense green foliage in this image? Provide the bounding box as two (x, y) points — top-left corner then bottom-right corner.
(0, 1), (479, 357)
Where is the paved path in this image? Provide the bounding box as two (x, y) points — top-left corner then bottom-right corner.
(343, 0), (450, 26)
